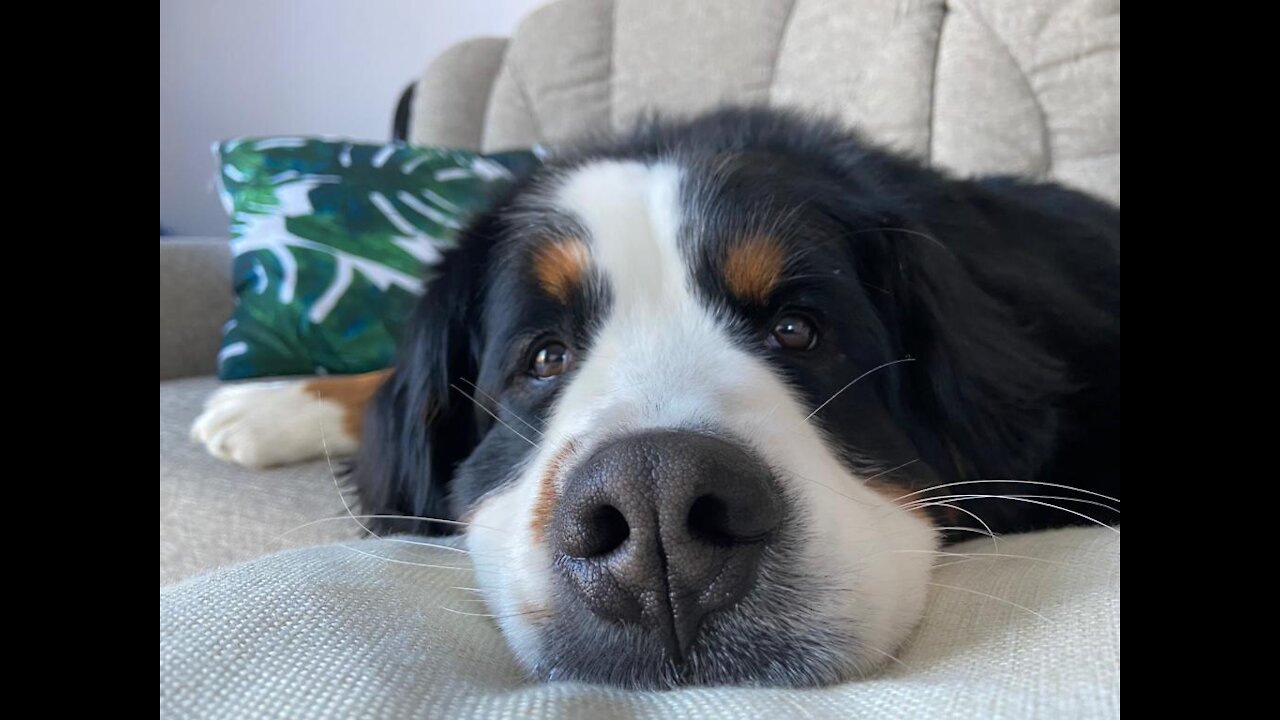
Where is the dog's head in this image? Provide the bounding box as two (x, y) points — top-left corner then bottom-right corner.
(355, 108), (1069, 687)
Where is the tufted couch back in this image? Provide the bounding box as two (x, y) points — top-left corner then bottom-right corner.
(409, 0), (1119, 204)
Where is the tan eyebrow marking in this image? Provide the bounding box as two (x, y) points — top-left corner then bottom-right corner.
(724, 235), (786, 303)
(532, 238), (591, 303)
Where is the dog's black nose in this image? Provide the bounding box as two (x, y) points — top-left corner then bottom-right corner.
(550, 430), (783, 659)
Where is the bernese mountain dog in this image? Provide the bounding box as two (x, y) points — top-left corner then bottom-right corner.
(192, 107), (1120, 688)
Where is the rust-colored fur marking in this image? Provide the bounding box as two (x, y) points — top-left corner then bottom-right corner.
(301, 369), (392, 440)
(531, 441), (576, 544)
(533, 238), (591, 303)
(725, 235), (786, 303)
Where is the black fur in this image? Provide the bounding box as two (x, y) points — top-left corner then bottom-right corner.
(350, 197), (505, 536)
(353, 105), (1120, 540)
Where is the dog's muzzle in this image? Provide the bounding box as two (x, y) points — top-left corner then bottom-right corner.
(549, 430), (783, 660)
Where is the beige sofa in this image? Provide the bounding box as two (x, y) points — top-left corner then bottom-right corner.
(160, 0), (1119, 716)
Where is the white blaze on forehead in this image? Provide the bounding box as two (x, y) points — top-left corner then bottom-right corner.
(554, 161), (687, 311)
(548, 160), (733, 434)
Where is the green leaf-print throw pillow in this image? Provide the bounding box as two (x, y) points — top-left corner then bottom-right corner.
(215, 138), (540, 380)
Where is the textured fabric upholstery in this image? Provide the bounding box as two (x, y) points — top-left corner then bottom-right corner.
(160, 377), (359, 585)
(410, 0), (1120, 204)
(161, 526), (1120, 718)
(159, 239), (234, 381)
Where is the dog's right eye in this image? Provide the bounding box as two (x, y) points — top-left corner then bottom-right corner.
(767, 313), (819, 351)
(531, 342), (571, 379)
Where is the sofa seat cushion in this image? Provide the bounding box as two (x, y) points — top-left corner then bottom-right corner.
(160, 376), (360, 585)
(161, 525), (1119, 718)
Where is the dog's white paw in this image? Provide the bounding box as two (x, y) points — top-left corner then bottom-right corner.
(190, 381), (357, 468)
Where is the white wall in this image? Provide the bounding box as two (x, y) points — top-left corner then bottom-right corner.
(160, 0), (547, 236)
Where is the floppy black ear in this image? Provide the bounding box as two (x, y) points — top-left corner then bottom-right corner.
(350, 211), (500, 536)
(854, 191), (1073, 494)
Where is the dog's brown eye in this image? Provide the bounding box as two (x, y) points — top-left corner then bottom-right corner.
(531, 342), (571, 378)
(769, 315), (818, 351)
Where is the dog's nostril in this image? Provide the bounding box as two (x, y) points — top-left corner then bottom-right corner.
(687, 494), (735, 545)
(576, 504), (630, 558)
(687, 492), (776, 545)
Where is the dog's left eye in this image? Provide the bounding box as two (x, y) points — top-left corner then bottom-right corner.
(768, 314), (818, 351)
(531, 341), (571, 379)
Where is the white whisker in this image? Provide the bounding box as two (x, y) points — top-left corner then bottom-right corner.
(917, 501), (1000, 552)
(783, 469), (877, 507)
(910, 495), (1119, 533)
(314, 395), (476, 554)
(459, 377), (544, 437)
(861, 458), (920, 484)
(890, 479), (1120, 505)
(776, 695), (818, 720)
(338, 543), (471, 571)
(802, 357), (916, 423)
(932, 525), (1001, 538)
(929, 558), (977, 569)
(370, 537), (470, 554)
(883, 524), (1001, 539)
(277, 513), (480, 537)
(450, 384), (538, 447)
(317, 394), (374, 535)
(276, 513), (512, 543)
(861, 643), (912, 671)
(927, 582), (1049, 622)
(889, 549), (1072, 567)
(904, 493), (1119, 516)
(440, 608), (502, 618)
(440, 607), (544, 620)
